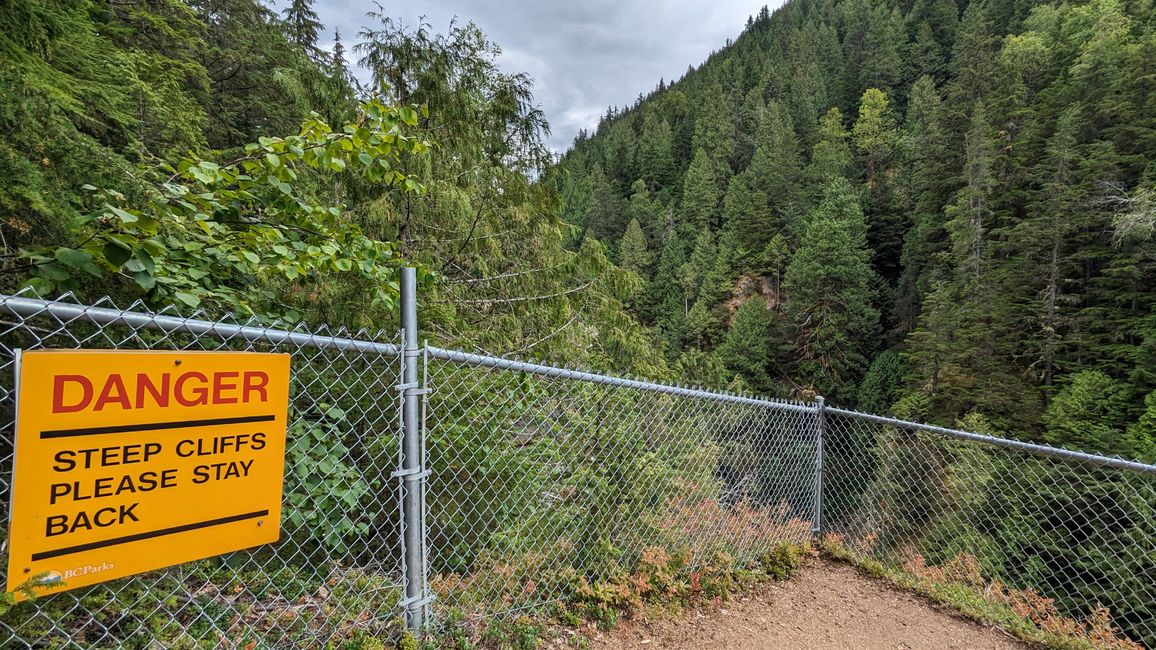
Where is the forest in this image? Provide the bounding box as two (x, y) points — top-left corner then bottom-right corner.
(1, 0), (669, 378)
(4, 0), (1154, 457)
(1, 0), (1154, 647)
(554, 0), (1156, 460)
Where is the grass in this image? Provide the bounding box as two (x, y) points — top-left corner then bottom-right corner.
(422, 541), (812, 649)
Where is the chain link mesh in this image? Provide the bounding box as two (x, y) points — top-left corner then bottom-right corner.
(0, 292), (407, 649)
(3, 291), (1154, 648)
(823, 409), (1156, 648)
(423, 354), (818, 627)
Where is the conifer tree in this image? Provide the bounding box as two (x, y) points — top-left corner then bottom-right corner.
(717, 297), (774, 392)
(853, 87), (904, 288)
(646, 230), (689, 354)
(679, 148), (720, 235)
(584, 166), (628, 242)
(859, 5), (905, 94)
(686, 298), (722, 350)
(332, 29), (349, 78)
(1008, 107), (1083, 392)
(1043, 371), (1133, 456)
(852, 88), (898, 192)
(945, 102), (994, 286)
(626, 179), (661, 243)
(808, 108), (852, 185)
(691, 81), (736, 182)
(783, 179), (880, 400)
(857, 350), (904, 413)
(684, 228), (718, 299)
(948, 3), (996, 110)
(747, 101), (804, 240)
(618, 218), (652, 273)
(1126, 391), (1156, 462)
(634, 114), (677, 190)
(893, 76), (952, 334)
(282, 0), (323, 57)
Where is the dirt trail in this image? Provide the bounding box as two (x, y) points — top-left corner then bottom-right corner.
(588, 558), (1029, 649)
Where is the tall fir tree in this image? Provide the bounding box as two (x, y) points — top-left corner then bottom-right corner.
(808, 107), (853, 186)
(679, 148), (720, 236)
(618, 218), (652, 273)
(783, 179), (880, 400)
(717, 297), (775, 392)
(893, 75), (953, 335)
(282, 0), (323, 57)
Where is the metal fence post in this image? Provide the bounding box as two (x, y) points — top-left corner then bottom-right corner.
(812, 395), (825, 539)
(399, 267), (426, 635)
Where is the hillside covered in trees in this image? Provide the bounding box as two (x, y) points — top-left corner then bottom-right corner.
(1, 1), (1154, 647)
(554, 0), (1156, 458)
(0, 0), (667, 376)
(3, 0), (1155, 458)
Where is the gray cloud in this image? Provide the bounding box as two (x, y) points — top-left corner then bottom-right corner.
(307, 0), (779, 152)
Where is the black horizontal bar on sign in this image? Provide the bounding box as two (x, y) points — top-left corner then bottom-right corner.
(40, 414), (276, 439)
(30, 509), (270, 561)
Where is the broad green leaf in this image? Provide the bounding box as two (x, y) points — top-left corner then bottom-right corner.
(102, 241), (132, 267)
(174, 292), (201, 307)
(54, 248), (92, 268)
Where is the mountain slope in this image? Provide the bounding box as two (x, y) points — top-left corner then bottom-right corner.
(553, 0), (1156, 448)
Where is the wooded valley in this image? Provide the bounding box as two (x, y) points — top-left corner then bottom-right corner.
(554, 0), (1156, 460)
(3, 0), (1155, 457)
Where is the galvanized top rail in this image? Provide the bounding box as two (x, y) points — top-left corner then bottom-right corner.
(0, 295), (401, 356)
(426, 346), (817, 413)
(825, 406), (1156, 476)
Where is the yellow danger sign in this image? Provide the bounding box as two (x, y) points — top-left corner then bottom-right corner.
(6, 350), (290, 597)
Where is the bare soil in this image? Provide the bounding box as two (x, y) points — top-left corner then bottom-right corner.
(584, 558), (1029, 649)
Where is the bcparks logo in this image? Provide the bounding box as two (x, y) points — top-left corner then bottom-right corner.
(35, 562), (116, 589)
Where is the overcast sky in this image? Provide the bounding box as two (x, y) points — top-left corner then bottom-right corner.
(308, 0), (779, 152)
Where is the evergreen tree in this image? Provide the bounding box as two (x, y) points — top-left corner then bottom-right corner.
(747, 101), (804, 241)
(1126, 391), (1156, 463)
(282, 0), (323, 57)
(947, 3), (996, 110)
(332, 29), (349, 78)
(684, 228), (718, 300)
(634, 113), (677, 190)
(893, 76), (952, 335)
(686, 298), (722, 350)
(857, 350), (905, 413)
(618, 218), (652, 273)
(717, 297), (774, 391)
(647, 230), (689, 354)
(691, 81), (736, 183)
(859, 5), (905, 95)
(1006, 106), (1083, 393)
(808, 108), (852, 185)
(853, 87), (904, 289)
(944, 102), (994, 286)
(852, 88), (898, 192)
(1043, 370), (1135, 457)
(783, 179), (880, 400)
(584, 166), (628, 242)
(679, 148), (720, 235)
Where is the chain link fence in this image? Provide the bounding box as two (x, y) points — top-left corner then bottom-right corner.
(822, 408), (1156, 648)
(0, 293), (409, 649)
(422, 349), (817, 627)
(1, 283), (1155, 648)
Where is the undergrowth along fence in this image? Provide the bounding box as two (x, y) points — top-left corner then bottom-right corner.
(0, 268), (1154, 649)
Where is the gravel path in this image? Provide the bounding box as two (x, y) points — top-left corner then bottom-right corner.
(587, 558), (1029, 649)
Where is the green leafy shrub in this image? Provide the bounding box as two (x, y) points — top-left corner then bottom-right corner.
(284, 404), (373, 555)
